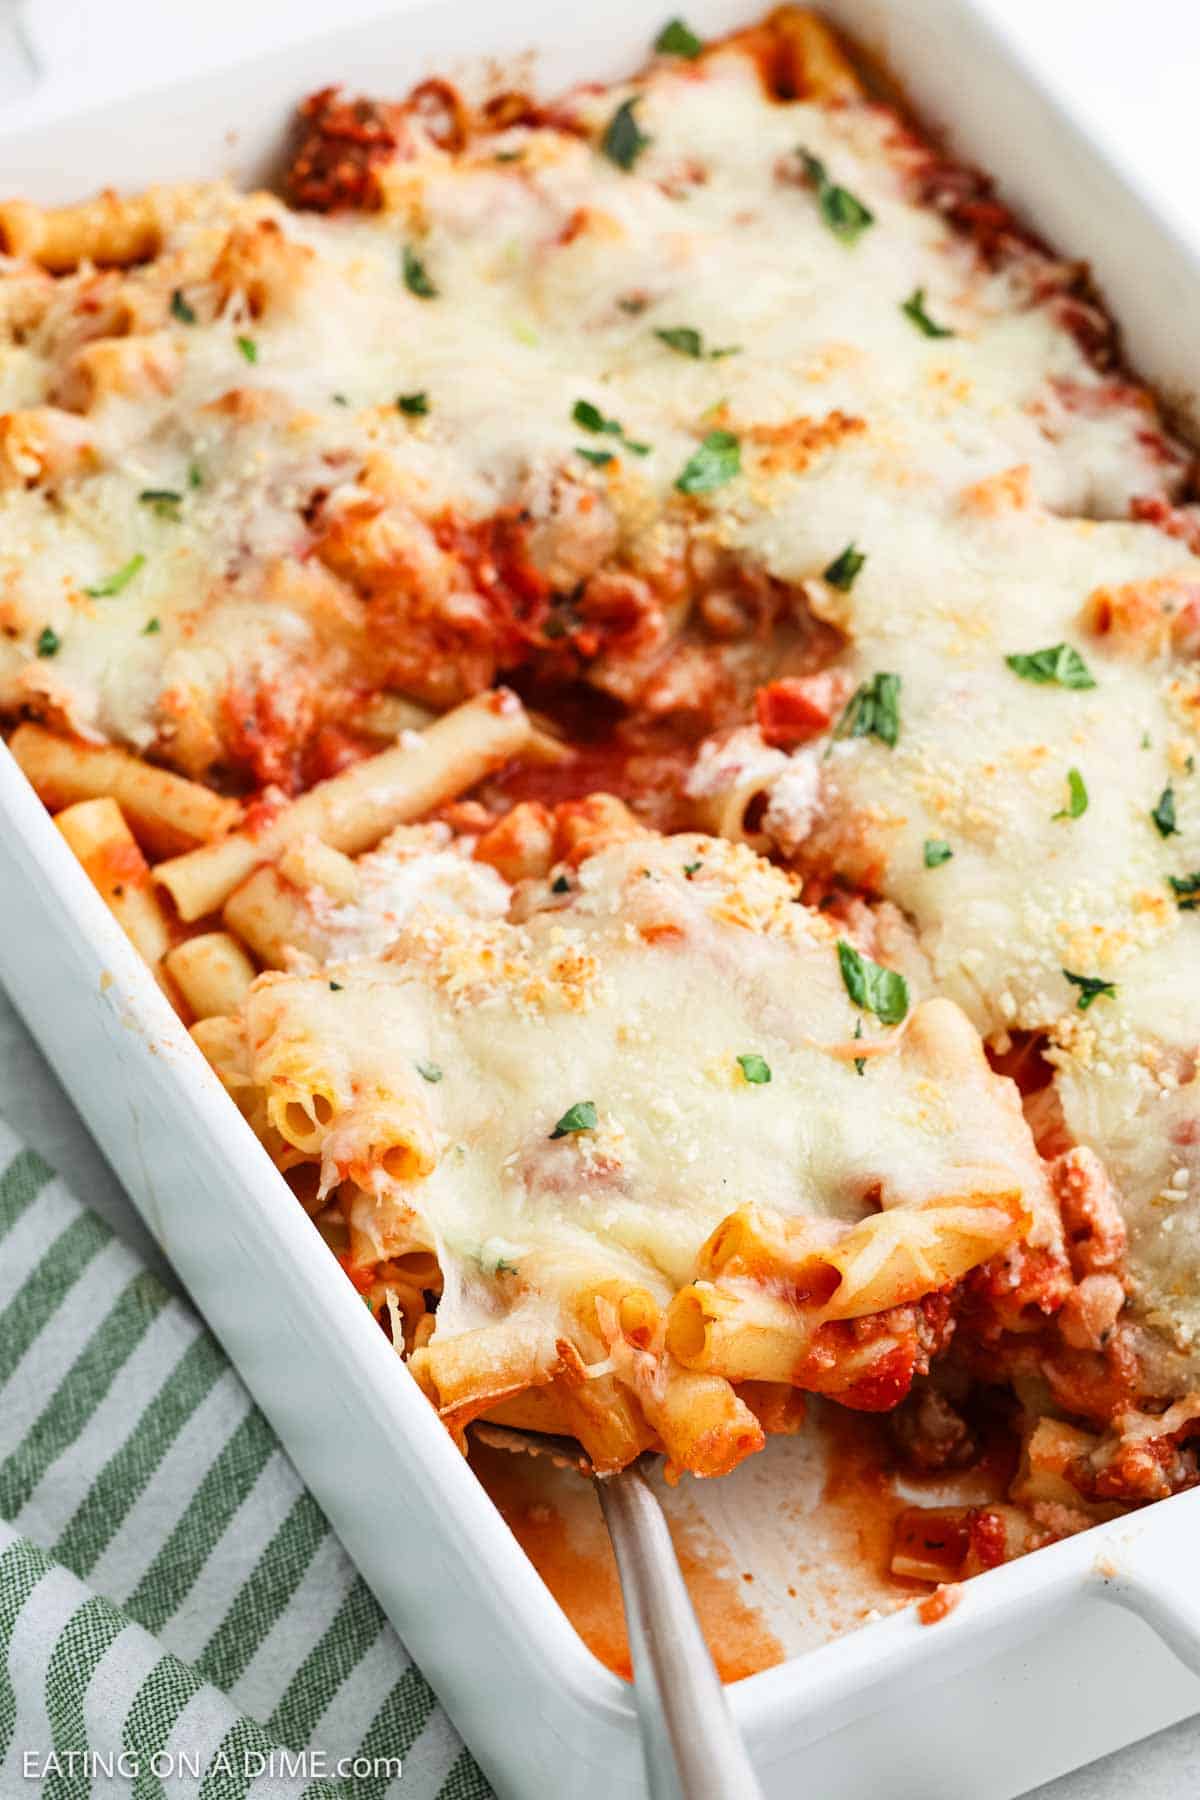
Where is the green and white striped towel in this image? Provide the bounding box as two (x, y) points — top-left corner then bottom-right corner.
(0, 1123), (493, 1799)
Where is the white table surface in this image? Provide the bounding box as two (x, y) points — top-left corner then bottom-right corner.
(0, 1), (1196, 1794)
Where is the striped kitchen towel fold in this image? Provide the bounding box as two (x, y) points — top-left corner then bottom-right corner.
(0, 1125), (493, 1799)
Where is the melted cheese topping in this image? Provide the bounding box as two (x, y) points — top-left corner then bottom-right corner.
(6, 18), (1200, 1407)
(727, 462), (1200, 1379)
(0, 47), (1186, 771)
(235, 835), (1050, 1348)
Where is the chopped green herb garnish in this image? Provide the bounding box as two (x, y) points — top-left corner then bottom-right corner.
(799, 150), (874, 245)
(576, 447), (615, 468)
(416, 1059), (444, 1083)
(363, 1293), (376, 1312)
(139, 487), (183, 519)
(1062, 969), (1117, 1011)
(600, 97), (651, 171)
(572, 399), (650, 457)
(655, 17), (704, 57)
(853, 1016), (865, 1077)
(84, 554), (145, 599)
(1152, 786), (1178, 838)
(332, 393), (349, 406)
(551, 875), (571, 893)
(683, 860), (702, 877)
(141, 617), (161, 636)
(493, 150), (524, 164)
(397, 391), (429, 416)
(832, 671), (900, 748)
(1053, 767), (1088, 821)
(837, 940), (909, 1026)
(573, 399), (617, 433)
(35, 626), (59, 658)
(901, 286), (954, 338)
(188, 462), (203, 489)
(654, 326), (739, 360)
(235, 335), (258, 364)
(736, 1052), (771, 1085)
(170, 288), (196, 325)
(675, 428), (740, 494)
(924, 838), (953, 868)
(403, 244), (438, 299)
(1005, 643), (1096, 690)
(329, 981), (343, 991)
(550, 1099), (598, 1139)
(493, 1257), (519, 1276)
(823, 542), (865, 591)
(1168, 872), (1200, 910)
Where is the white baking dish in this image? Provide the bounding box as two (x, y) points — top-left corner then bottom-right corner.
(3, 3), (1200, 1793)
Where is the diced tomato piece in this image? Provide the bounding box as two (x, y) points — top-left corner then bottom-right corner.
(756, 672), (844, 749)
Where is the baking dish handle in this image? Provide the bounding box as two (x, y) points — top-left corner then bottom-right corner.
(1094, 1496), (1200, 1674)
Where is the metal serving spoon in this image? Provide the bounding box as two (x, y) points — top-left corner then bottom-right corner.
(475, 1426), (766, 1800)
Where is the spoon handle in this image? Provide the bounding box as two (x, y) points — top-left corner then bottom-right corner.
(597, 1464), (766, 1800)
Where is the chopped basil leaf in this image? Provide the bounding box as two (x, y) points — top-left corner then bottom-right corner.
(235, 335), (258, 364)
(823, 542), (865, 591)
(736, 1052), (771, 1085)
(837, 940), (909, 1025)
(1005, 643), (1096, 690)
(84, 554), (145, 598)
(1152, 786), (1179, 838)
(35, 626), (59, 658)
(139, 487), (182, 520)
(574, 398), (618, 434)
(397, 391), (429, 416)
(332, 393), (349, 406)
(924, 838), (953, 868)
(551, 875), (571, 894)
(600, 97), (651, 171)
(1168, 871), (1200, 910)
(1062, 969), (1117, 1011)
(1053, 767), (1088, 821)
(853, 1017), (865, 1077)
(683, 860), (702, 877)
(576, 447), (615, 467)
(572, 399), (650, 457)
(416, 1059), (444, 1083)
(799, 150), (874, 245)
(141, 617), (161, 636)
(901, 287), (954, 338)
(363, 1293), (376, 1312)
(654, 326), (739, 359)
(657, 325), (702, 357)
(550, 1099), (598, 1138)
(493, 150), (524, 164)
(493, 1257), (519, 1276)
(188, 463), (203, 489)
(170, 288), (196, 324)
(655, 17), (704, 57)
(329, 980), (343, 991)
(403, 244), (438, 299)
(832, 671), (900, 748)
(675, 428), (740, 495)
